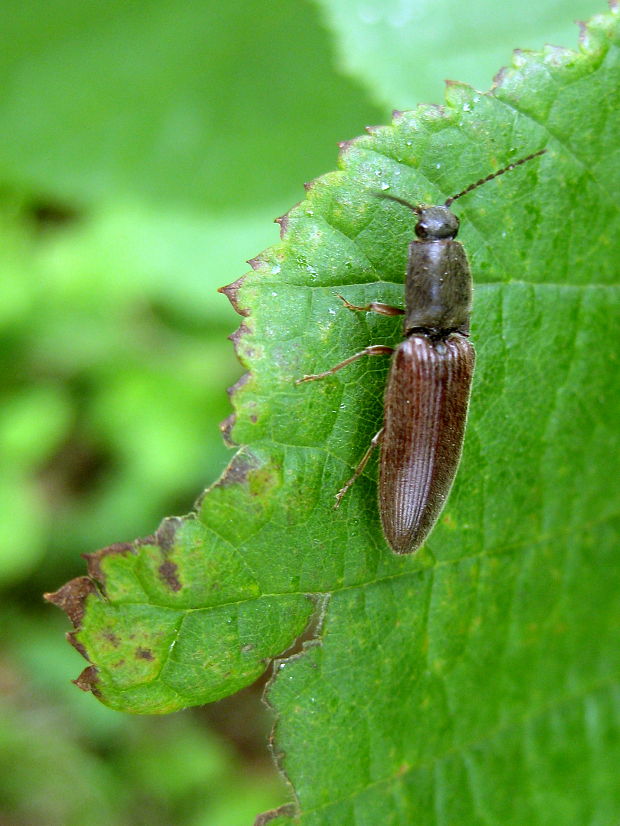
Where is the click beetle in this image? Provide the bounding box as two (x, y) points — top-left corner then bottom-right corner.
(297, 149), (546, 553)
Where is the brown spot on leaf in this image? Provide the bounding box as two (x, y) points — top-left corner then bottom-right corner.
(73, 665), (99, 692)
(156, 517), (181, 551)
(135, 647), (154, 661)
(218, 277), (249, 317)
(44, 577), (97, 626)
(159, 560), (182, 591)
(213, 452), (261, 489)
(103, 631), (120, 647)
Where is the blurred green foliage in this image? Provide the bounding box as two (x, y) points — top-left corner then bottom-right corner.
(315, 0), (604, 107)
(0, 0), (605, 822)
(0, 1), (382, 821)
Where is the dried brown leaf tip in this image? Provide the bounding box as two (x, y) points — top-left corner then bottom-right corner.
(253, 804), (296, 826)
(43, 576), (97, 627)
(45, 537), (147, 627)
(218, 276), (249, 317)
(220, 412), (237, 446)
(73, 665), (99, 693)
(273, 211), (290, 238)
(83, 541), (135, 586)
(228, 322), (251, 349)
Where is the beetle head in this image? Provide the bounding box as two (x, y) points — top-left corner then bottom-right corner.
(414, 206), (459, 240)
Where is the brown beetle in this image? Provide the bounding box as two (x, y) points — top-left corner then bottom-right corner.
(298, 150), (546, 553)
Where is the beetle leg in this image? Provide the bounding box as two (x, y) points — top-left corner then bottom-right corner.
(336, 293), (405, 317)
(296, 345), (393, 384)
(334, 427), (384, 508)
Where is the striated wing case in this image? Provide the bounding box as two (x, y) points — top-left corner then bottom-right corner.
(379, 334), (475, 554)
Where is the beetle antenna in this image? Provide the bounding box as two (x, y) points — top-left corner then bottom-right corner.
(444, 148), (546, 207)
(374, 191), (422, 214)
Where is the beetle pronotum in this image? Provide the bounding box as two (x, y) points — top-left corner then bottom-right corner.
(297, 149), (546, 554)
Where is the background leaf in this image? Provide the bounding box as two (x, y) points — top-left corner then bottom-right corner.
(48, 5), (620, 823)
(0, 0), (378, 209)
(312, 0), (605, 107)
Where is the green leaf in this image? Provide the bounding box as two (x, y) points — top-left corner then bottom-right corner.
(0, 0), (381, 209)
(313, 0), (606, 108)
(48, 6), (620, 822)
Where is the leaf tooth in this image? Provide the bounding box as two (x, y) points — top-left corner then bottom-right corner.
(83, 542), (136, 588)
(226, 371), (252, 401)
(44, 576), (97, 626)
(73, 665), (99, 694)
(273, 210), (293, 238)
(219, 412), (237, 447)
(218, 275), (250, 317)
(492, 65), (509, 88)
(228, 322), (251, 350)
(337, 137), (359, 153)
